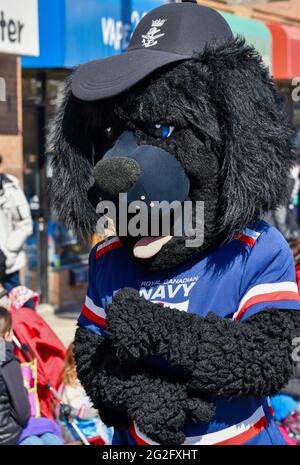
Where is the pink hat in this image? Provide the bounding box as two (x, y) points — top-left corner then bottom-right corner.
(8, 286), (40, 311)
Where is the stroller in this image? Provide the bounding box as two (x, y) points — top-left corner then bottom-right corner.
(7, 286), (66, 419)
(1, 286), (106, 445)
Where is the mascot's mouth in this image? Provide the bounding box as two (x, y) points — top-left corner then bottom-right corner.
(133, 235), (173, 259)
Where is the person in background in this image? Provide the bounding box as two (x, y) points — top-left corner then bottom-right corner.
(291, 239), (300, 293)
(0, 155), (33, 291)
(57, 343), (113, 444)
(0, 307), (30, 445)
(18, 409), (64, 446)
(270, 239), (300, 445)
(0, 306), (63, 446)
(265, 163), (300, 241)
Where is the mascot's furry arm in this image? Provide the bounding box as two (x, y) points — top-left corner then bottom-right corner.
(107, 288), (300, 398)
(74, 326), (215, 444)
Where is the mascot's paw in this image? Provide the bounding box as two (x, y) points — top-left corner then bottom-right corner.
(127, 377), (216, 445)
(183, 397), (216, 424)
(107, 287), (158, 360)
(128, 378), (186, 445)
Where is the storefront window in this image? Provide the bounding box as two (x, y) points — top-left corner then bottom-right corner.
(22, 71), (90, 292)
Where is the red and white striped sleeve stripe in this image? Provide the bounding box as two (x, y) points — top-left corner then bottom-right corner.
(233, 281), (300, 321)
(129, 404), (269, 445)
(81, 295), (107, 328)
(95, 236), (122, 260)
(233, 228), (261, 247)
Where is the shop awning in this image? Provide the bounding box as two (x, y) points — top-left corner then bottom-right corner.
(221, 13), (272, 71)
(267, 23), (300, 80)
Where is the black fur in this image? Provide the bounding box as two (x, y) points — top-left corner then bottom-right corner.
(51, 35), (300, 445)
(107, 288), (300, 397)
(74, 326), (215, 444)
(49, 38), (295, 269)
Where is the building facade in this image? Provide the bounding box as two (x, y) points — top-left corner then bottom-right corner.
(0, 0), (39, 181)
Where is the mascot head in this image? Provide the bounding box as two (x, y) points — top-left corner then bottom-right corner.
(49, 0), (295, 271)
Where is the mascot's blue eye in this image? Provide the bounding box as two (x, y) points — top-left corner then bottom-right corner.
(152, 124), (175, 140)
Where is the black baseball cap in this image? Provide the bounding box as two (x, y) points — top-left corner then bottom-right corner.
(72, 1), (233, 101)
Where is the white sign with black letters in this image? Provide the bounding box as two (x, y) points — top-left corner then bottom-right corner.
(0, 0), (39, 56)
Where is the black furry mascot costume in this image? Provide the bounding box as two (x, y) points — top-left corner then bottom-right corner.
(49, 1), (300, 445)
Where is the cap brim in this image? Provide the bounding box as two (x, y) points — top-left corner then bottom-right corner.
(71, 49), (192, 101)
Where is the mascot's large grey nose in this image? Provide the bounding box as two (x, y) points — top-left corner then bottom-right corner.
(93, 157), (141, 198)
(93, 130), (190, 206)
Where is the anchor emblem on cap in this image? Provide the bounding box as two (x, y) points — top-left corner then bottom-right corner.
(142, 19), (167, 48)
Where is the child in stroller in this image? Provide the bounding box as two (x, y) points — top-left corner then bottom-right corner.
(56, 343), (113, 445)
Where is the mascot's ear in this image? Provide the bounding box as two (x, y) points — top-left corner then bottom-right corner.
(202, 38), (296, 236)
(48, 74), (105, 236)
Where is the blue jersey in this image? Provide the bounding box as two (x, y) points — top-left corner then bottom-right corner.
(78, 220), (300, 445)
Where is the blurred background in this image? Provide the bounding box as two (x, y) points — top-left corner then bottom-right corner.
(0, 0), (300, 344)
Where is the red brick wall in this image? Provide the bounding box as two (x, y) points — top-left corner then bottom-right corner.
(0, 54), (23, 182)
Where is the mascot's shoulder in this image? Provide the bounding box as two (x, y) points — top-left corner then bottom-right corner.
(234, 219), (291, 256)
(92, 236), (123, 261)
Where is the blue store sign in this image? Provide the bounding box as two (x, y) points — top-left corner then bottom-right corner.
(22, 0), (167, 68)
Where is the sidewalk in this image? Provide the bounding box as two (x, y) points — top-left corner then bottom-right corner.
(38, 303), (79, 347)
